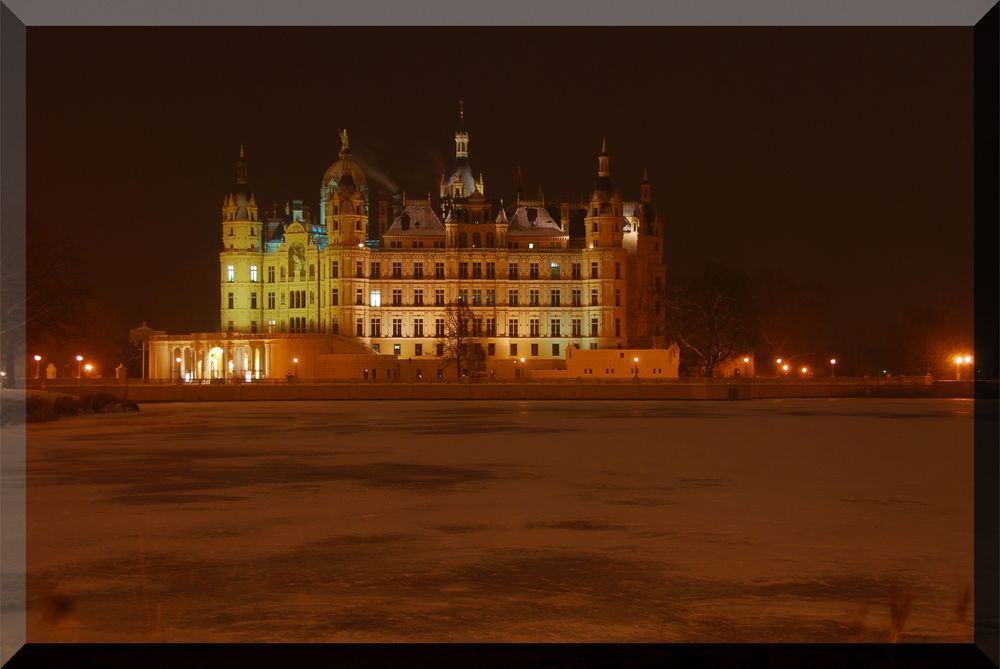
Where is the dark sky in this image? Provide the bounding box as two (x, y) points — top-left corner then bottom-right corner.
(27, 27), (973, 367)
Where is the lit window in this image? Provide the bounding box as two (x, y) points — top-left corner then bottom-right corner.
(250, 265), (258, 282)
(370, 290), (381, 307)
(227, 265), (234, 282)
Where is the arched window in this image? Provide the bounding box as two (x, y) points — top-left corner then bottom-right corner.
(472, 232), (481, 247)
(309, 264), (315, 279)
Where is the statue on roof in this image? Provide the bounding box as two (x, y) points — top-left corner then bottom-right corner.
(339, 128), (350, 155)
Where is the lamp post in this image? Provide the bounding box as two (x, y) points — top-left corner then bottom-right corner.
(33, 354), (42, 379)
(76, 355), (84, 379)
(175, 356), (182, 382)
(954, 355), (963, 381)
(743, 356), (750, 378)
(83, 363), (93, 378)
(830, 358), (837, 377)
(775, 358), (782, 377)
(633, 356), (639, 379)
(800, 366), (809, 378)
(292, 357), (299, 379)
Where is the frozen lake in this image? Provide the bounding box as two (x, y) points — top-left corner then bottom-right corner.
(26, 399), (973, 642)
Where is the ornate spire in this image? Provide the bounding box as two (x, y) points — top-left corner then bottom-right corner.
(459, 98), (464, 121)
(235, 144), (248, 187)
(597, 139), (611, 178)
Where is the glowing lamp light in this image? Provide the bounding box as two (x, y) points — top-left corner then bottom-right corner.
(175, 357), (182, 364)
(776, 358), (782, 365)
(0, 371), (6, 377)
(292, 357), (299, 364)
(955, 355), (964, 364)
(830, 358), (837, 365)
(83, 364), (93, 373)
(801, 367), (808, 374)
(520, 357), (526, 364)
(964, 355), (972, 363)
(781, 364), (789, 372)
(742, 356), (749, 363)
(33, 354), (42, 362)
(76, 355), (84, 362)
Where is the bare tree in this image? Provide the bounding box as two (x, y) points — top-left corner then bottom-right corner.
(666, 264), (750, 377)
(436, 300), (481, 381)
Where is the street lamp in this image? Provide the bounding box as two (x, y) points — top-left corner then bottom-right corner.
(829, 358), (837, 377)
(292, 357), (299, 378)
(800, 366), (809, 377)
(83, 363), (94, 377)
(175, 356), (182, 382)
(781, 364), (789, 375)
(633, 356), (639, 378)
(76, 355), (84, 379)
(742, 356), (750, 377)
(33, 354), (42, 379)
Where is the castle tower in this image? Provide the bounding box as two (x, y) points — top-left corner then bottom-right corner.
(584, 138), (624, 249)
(220, 145), (264, 333)
(321, 129), (369, 247)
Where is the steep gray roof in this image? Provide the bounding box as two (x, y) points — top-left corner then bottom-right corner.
(386, 203), (445, 235)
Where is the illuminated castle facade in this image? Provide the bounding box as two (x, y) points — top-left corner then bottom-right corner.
(149, 106), (674, 381)
(219, 109), (666, 361)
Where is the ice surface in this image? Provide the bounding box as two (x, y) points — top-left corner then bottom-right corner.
(25, 399), (973, 642)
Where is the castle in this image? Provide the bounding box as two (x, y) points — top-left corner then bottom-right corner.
(148, 105), (678, 381)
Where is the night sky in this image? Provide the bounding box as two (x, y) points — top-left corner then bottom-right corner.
(27, 27), (973, 369)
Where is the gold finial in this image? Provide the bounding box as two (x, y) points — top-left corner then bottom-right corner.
(339, 129), (350, 154)
(239, 143), (245, 159)
(459, 98), (464, 120)
(601, 137), (607, 153)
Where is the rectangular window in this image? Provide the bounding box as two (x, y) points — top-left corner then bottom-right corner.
(435, 289), (445, 306)
(615, 318), (621, 337)
(370, 318), (381, 337)
(508, 263), (518, 280)
(251, 321), (257, 333)
(591, 262), (598, 279)
(267, 266), (275, 283)
(281, 292), (286, 306)
(472, 289), (482, 306)
(487, 343), (495, 356)
(551, 319), (561, 337)
(435, 318), (445, 337)
(550, 262), (560, 279)
(393, 343), (401, 356)
(472, 262), (482, 279)
(486, 318), (496, 336)
(572, 263), (581, 280)
(615, 289), (621, 306)
(267, 292), (276, 309)
(415, 343), (423, 356)
(355, 261), (363, 278)
(508, 319), (519, 337)
(529, 318), (540, 337)
(551, 289), (560, 306)
(414, 289), (424, 306)
(591, 318), (599, 337)
(572, 318), (582, 337)
(355, 287), (363, 305)
(510, 343), (518, 356)
(591, 288), (599, 306)
(529, 263), (539, 279)
(458, 289), (468, 303)
(508, 289), (518, 306)
(370, 290), (381, 307)
(414, 262), (424, 279)
(531, 343), (539, 356)
(331, 289), (339, 306)
(414, 319), (424, 337)
(392, 289), (402, 306)
(486, 262), (495, 279)
(250, 265), (258, 282)
(227, 265), (234, 282)
(331, 261), (339, 278)
(370, 263), (381, 279)
(552, 343), (560, 357)
(251, 293), (258, 309)
(486, 289), (496, 306)
(435, 262), (445, 279)
(529, 289), (539, 306)
(356, 318), (364, 336)
(392, 262), (402, 278)
(227, 292), (234, 309)
(392, 318), (402, 337)
(572, 289), (582, 306)
(473, 318), (483, 336)
(459, 262), (469, 279)
(436, 342), (444, 356)
(615, 262), (621, 279)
